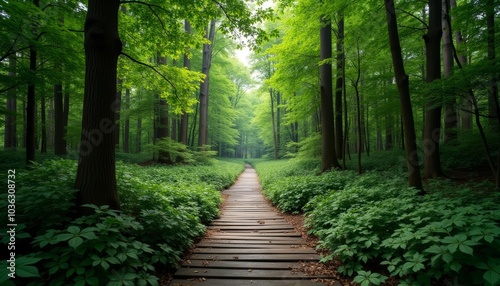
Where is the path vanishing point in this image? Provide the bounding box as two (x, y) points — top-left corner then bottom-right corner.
(169, 164), (339, 286)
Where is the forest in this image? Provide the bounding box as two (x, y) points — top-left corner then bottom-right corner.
(0, 0), (499, 285)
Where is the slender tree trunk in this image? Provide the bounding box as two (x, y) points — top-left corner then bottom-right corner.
(5, 55), (17, 149)
(136, 118), (142, 153)
(385, 113), (393, 150)
(277, 91), (281, 157)
(190, 102), (199, 148)
(198, 19), (216, 147)
(423, 0), (443, 179)
(335, 14), (344, 159)
(26, 0), (39, 165)
(443, 0), (457, 143)
(319, 14), (341, 172)
(40, 91), (47, 153)
(64, 87), (69, 134)
(180, 20), (191, 145)
(123, 88), (130, 153)
(54, 83), (66, 155)
(270, 89), (278, 159)
(353, 39), (362, 174)
(450, 0), (471, 129)
(385, 0), (424, 192)
(158, 98), (171, 163)
(487, 0), (498, 130)
(114, 78), (122, 147)
(75, 0), (122, 212)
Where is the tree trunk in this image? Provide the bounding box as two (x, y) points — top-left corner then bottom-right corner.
(180, 20), (191, 145)
(423, 0), (443, 179)
(114, 78), (122, 147)
(75, 0), (122, 212)
(487, 0), (498, 130)
(270, 89), (278, 159)
(443, 0), (457, 143)
(277, 91), (281, 157)
(136, 118), (142, 153)
(5, 55), (17, 149)
(123, 88), (130, 153)
(450, 0), (471, 129)
(335, 14), (344, 159)
(353, 39), (362, 174)
(319, 14), (341, 172)
(198, 19), (216, 147)
(41, 91), (47, 153)
(158, 98), (171, 163)
(26, 0), (39, 165)
(385, 113), (393, 150)
(384, 0), (424, 192)
(54, 83), (66, 155)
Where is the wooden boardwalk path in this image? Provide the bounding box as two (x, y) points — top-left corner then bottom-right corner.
(169, 165), (337, 286)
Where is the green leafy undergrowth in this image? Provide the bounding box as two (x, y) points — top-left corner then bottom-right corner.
(307, 181), (500, 285)
(252, 159), (500, 285)
(0, 158), (244, 285)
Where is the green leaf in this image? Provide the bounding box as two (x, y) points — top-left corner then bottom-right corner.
(16, 265), (40, 278)
(450, 261), (462, 273)
(458, 244), (473, 255)
(483, 266), (500, 285)
(69, 237), (84, 248)
(67, 226), (81, 235)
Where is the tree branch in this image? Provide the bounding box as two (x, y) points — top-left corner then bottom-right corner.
(119, 1), (170, 33)
(398, 8), (428, 29)
(120, 52), (177, 93)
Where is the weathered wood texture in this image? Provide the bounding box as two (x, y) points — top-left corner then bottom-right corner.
(169, 165), (339, 286)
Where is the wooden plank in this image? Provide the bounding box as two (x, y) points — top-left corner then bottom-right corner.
(209, 233), (302, 238)
(174, 268), (330, 279)
(200, 237), (305, 245)
(189, 253), (321, 261)
(209, 225), (294, 230)
(196, 243), (304, 248)
(192, 248), (317, 254)
(181, 260), (302, 269)
(212, 222), (291, 226)
(170, 279), (328, 286)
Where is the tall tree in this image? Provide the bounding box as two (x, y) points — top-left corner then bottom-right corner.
(123, 88), (130, 153)
(384, 0), (424, 192)
(443, 0), (457, 143)
(54, 82), (66, 155)
(486, 0), (498, 130)
(319, 13), (341, 172)
(423, 0), (443, 179)
(180, 20), (191, 145)
(450, 0), (471, 129)
(198, 19), (216, 147)
(26, 0), (40, 165)
(75, 0), (121, 212)
(335, 13), (344, 159)
(4, 55), (17, 149)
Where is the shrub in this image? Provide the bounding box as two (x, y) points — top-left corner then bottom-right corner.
(0, 158), (245, 285)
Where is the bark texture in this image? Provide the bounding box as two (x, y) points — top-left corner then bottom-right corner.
(423, 0), (443, 179)
(385, 0), (424, 192)
(319, 15), (341, 172)
(75, 0), (122, 212)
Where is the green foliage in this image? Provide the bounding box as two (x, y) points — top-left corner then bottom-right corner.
(0, 158), (245, 285)
(30, 205), (161, 286)
(254, 159), (500, 285)
(263, 170), (357, 213)
(307, 179), (500, 285)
